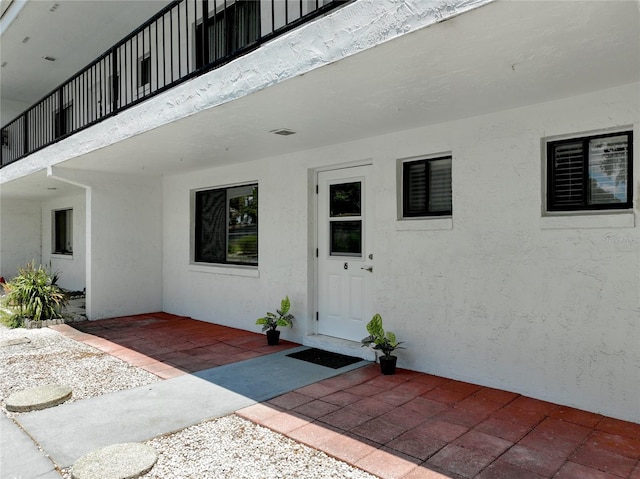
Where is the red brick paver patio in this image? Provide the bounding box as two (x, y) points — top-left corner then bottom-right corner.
(53, 312), (297, 379)
(53, 313), (640, 479)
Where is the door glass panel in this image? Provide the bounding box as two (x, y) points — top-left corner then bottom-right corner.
(330, 221), (362, 256)
(330, 182), (361, 217)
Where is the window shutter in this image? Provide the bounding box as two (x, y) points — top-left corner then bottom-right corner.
(551, 141), (584, 207)
(429, 158), (452, 213)
(404, 162), (427, 215)
(403, 157), (452, 217)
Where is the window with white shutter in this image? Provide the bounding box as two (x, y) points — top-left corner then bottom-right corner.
(403, 156), (452, 217)
(547, 132), (633, 211)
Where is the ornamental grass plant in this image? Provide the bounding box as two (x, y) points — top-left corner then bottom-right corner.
(2, 261), (68, 325)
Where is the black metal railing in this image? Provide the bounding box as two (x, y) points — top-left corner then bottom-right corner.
(0, 0), (349, 168)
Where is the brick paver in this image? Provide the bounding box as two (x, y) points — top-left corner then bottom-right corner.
(55, 314), (640, 479)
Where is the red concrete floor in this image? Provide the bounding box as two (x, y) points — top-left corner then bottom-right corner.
(54, 313), (640, 479)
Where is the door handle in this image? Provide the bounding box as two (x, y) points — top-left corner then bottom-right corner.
(361, 266), (373, 272)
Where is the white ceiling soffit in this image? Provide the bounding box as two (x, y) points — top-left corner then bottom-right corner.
(1, 0), (639, 199)
(0, 0), (171, 106)
(1, 0), (18, 24)
(62, 0), (638, 173)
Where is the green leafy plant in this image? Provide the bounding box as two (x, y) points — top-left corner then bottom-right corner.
(361, 313), (403, 358)
(3, 262), (68, 323)
(0, 305), (22, 328)
(256, 296), (294, 332)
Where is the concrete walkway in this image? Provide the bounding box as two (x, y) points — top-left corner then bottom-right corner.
(0, 413), (63, 478)
(11, 346), (367, 469)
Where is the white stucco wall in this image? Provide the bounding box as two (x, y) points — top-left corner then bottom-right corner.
(163, 158), (311, 343)
(40, 193), (86, 292)
(163, 82), (639, 422)
(88, 174), (163, 319)
(0, 198), (41, 280)
(49, 168), (163, 319)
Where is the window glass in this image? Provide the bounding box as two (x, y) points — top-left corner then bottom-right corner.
(138, 56), (151, 88)
(227, 186), (258, 264)
(330, 182), (361, 217)
(53, 209), (73, 255)
(330, 221), (362, 256)
(194, 184), (258, 265)
(588, 135), (629, 205)
(54, 104), (73, 138)
(195, 1), (260, 68)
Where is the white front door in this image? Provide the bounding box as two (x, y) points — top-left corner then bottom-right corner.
(317, 165), (374, 342)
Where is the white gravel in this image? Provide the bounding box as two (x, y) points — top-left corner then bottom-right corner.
(0, 325), (159, 418)
(0, 324), (378, 479)
(139, 416), (377, 479)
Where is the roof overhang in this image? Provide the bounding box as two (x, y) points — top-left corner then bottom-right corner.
(1, 0), (638, 199)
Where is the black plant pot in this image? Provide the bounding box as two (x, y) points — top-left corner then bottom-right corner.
(379, 355), (397, 375)
(266, 329), (281, 346)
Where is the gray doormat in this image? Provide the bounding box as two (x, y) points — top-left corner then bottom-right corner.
(286, 348), (362, 369)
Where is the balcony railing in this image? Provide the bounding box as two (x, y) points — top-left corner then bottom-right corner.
(0, 0), (349, 168)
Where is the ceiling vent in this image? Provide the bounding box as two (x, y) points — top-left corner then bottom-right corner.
(270, 128), (296, 136)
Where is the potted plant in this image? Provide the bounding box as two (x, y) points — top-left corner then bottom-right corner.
(361, 313), (403, 375)
(256, 296), (294, 345)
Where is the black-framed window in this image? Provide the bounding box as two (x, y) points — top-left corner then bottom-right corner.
(403, 156), (452, 217)
(195, 0), (260, 69)
(194, 184), (258, 265)
(138, 55), (151, 88)
(54, 103), (73, 139)
(547, 131), (633, 211)
(53, 208), (73, 255)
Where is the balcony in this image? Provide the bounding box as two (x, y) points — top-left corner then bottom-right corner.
(0, 0), (349, 168)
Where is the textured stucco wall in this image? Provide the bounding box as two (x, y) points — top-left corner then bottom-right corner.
(163, 82), (639, 422)
(0, 198), (41, 280)
(2, 0), (637, 423)
(49, 168), (163, 319)
(41, 193), (86, 292)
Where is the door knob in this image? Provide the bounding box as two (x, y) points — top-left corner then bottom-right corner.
(361, 266), (373, 272)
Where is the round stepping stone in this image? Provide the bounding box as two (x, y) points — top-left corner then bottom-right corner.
(5, 384), (72, 412)
(71, 443), (158, 479)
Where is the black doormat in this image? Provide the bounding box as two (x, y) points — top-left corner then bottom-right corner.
(286, 348), (362, 369)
